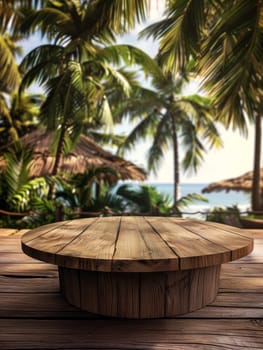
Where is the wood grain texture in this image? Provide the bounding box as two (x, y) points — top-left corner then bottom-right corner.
(178, 219), (254, 261)
(1, 319), (263, 349)
(0, 228), (20, 236)
(20, 217), (253, 319)
(21, 216), (253, 272)
(59, 265), (220, 318)
(112, 216), (179, 272)
(1, 230), (263, 348)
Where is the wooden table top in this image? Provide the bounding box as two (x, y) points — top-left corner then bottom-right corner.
(21, 216), (253, 272)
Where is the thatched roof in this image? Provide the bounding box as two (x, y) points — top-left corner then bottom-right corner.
(202, 169), (263, 193)
(0, 130), (146, 182)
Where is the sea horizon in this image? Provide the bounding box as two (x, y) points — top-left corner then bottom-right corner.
(117, 181), (251, 219)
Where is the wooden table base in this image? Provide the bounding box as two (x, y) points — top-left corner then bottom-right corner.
(59, 265), (221, 319)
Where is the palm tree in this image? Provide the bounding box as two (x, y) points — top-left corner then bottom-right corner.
(142, 0), (263, 211)
(0, 92), (43, 147)
(117, 70), (222, 206)
(19, 0), (159, 179)
(0, 1), (46, 150)
(0, 0), (45, 92)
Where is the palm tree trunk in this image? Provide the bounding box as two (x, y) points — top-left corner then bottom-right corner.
(52, 123), (67, 176)
(171, 114), (180, 206)
(252, 114), (262, 211)
(49, 123), (67, 199)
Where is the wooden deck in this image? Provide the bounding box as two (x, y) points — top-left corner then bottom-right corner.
(1, 227), (263, 349)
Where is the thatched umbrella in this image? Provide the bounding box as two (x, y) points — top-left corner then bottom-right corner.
(202, 169), (263, 193)
(0, 130), (146, 182)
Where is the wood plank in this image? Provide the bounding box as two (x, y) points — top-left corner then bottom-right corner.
(0, 293), (92, 318)
(231, 255), (263, 263)
(179, 219), (253, 261)
(55, 216), (121, 271)
(181, 306), (263, 318)
(1, 291), (262, 319)
(0, 263), (57, 277)
(220, 277), (263, 292)
(21, 218), (98, 266)
(59, 266), (81, 308)
(241, 229), (263, 238)
(247, 244), (263, 256)
(22, 218), (98, 245)
(0, 319), (263, 349)
(21, 222), (68, 242)
(80, 270), (99, 315)
(113, 216), (178, 272)
(0, 228), (20, 236)
(221, 263), (263, 277)
(0, 252), (42, 264)
(12, 229), (30, 237)
(0, 275), (59, 292)
(0, 238), (23, 252)
(140, 272), (166, 318)
(213, 292), (263, 308)
(146, 217), (232, 269)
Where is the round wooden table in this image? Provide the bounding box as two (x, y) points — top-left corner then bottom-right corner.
(21, 216), (253, 318)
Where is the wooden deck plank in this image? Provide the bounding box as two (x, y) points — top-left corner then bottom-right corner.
(0, 228), (21, 236)
(221, 263), (263, 276)
(0, 275), (59, 292)
(0, 252), (42, 264)
(220, 276), (263, 292)
(0, 319), (263, 349)
(0, 228), (263, 349)
(1, 291), (263, 319)
(0, 263), (57, 276)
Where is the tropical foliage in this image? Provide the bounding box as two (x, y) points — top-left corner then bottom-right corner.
(19, 0), (159, 179)
(206, 205), (241, 227)
(116, 183), (207, 216)
(0, 142), (50, 227)
(0, 92), (43, 147)
(142, 0), (263, 210)
(0, 0), (261, 227)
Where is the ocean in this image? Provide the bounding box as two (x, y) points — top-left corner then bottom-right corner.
(151, 182), (250, 219)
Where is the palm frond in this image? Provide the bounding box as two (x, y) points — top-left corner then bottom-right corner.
(140, 0), (206, 72)
(3, 142), (32, 199)
(87, 131), (126, 148)
(93, 0), (149, 33)
(20, 5), (72, 43)
(40, 62), (86, 130)
(181, 121), (205, 172)
(99, 44), (163, 78)
(113, 85), (164, 122)
(97, 96), (114, 132)
(118, 112), (159, 156)
(116, 184), (151, 213)
(0, 0), (45, 34)
(101, 63), (132, 97)
(11, 177), (49, 212)
(176, 192), (208, 209)
(19, 44), (64, 91)
(0, 35), (20, 92)
(199, 0), (263, 130)
(147, 113), (172, 173)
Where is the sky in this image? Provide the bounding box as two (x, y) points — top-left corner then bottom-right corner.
(20, 2), (261, 185)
